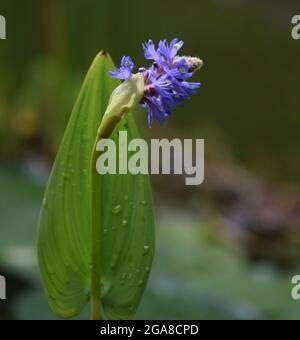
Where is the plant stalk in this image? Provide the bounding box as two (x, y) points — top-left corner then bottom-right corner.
(90, 132), (103, 320)
(89, 74), (141, 319)
(90, 122), (117, 320)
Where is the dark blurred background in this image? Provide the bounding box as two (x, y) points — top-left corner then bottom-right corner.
(1, 0), (300, 320)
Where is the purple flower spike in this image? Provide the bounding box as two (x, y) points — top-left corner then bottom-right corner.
(110, 39), (203, 126)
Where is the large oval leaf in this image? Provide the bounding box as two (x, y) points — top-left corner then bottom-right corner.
(37, 52), (155, 319)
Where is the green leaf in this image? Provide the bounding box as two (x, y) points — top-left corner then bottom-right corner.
(37, 52), (155, 319)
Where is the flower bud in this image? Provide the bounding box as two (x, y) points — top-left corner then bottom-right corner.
(175, 56), (203, 73)
(98, 73), (144, 138)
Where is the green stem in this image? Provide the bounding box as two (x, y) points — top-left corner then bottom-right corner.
(89, 73), (143, 319)
(90, 120), (119, 320)
(90, 133), (103, 320)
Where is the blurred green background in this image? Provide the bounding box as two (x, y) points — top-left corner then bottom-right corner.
(1, 0), (300, 320)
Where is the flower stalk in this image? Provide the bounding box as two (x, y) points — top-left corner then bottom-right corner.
(90, 73), (144, 320)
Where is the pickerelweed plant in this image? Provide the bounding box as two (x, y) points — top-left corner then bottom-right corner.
(37, 39), (203, 320)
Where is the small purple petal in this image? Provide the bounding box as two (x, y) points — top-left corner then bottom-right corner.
(110, 55), (135, 80)
(143, 40), (161, 62)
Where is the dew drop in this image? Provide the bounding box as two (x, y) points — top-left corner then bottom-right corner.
(124, 195), (129, 201)
(42, 198), (47, 208)
(140, 200), (148, 206)
(146, 266), (151, 273)
(111, 255), (118, 269)
(121, 273), (127, 280)
(143, 245), (150, 255)
(112, 205), (122, 215)
(122, 220), (128, 227)
(138, 280), (144, 287)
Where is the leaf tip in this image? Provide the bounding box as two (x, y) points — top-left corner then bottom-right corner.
(99, 50), (109, 57)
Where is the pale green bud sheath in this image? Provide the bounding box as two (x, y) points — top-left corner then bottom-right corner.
(90, 72), (144, 320)
(97, 73), (145, 138)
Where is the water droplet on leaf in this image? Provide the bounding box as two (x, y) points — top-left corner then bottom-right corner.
(143, 245), (150, 255)
(112, 205), (122, 215)
(111, 255), (118, 269)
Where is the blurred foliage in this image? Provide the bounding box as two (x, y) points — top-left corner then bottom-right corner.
(0, 167), (300, 320)
(0, 0), (300, 179)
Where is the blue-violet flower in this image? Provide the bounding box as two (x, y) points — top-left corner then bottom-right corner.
(110, 38), (203, 126)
